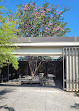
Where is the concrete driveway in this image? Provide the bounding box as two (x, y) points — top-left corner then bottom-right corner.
(0, 84), (79, 111)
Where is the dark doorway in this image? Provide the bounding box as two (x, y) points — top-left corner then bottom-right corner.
(38, 61), (63, 88)
(17, 60), (63, 88)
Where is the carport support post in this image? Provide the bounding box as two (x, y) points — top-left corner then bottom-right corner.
(63, 48), (65, 90)
(45, 63), (48, 78)
(8, 64), (9, 81)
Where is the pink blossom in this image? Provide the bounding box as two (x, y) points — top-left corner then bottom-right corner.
(51, 27), (53, 29)
(32, 5), (35, 8)
(49, 23), (53, 25)
(56, 9), (58, 12)
(45, 27), (48, 30)
(59, 10), (62, 14)
(41, 13), (45, 16)
(34, 4), (36, 8)
(57, 26), (62, 30)
(61, 15), (63, 17)
(46, 8), (50, 11)
(54, 34), (56, 36)
(35, 12), (38, 15)
(36, 12), (40, 15)
(36, 16), (38, 18)
(24, 7), (28, 10)
(53, 26), (62, 31)
(39, 7), (42, 9)
(41, 10), (46, 13)
(0, 20), (1, 22)
(24, 4), (31, 10)
(7, 18), (11, 21)
(28, 6), (30, 10)
(53, 28), (58, 31)
(43, 13), (45, 16)
(58, 4), (60, 7)
(48, 29), (50, 31)
(25, 4), (28, 8)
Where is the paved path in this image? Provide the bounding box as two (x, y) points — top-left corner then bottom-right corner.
(0, 84), (79, 111)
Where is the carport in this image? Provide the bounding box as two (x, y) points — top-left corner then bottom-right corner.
(6, 37), (79, 91)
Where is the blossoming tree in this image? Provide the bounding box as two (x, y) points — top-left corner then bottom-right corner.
(14, 2), (70, 78)
(16, 2), (70, 37)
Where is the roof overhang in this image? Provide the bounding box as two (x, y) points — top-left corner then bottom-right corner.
(11, 42), (79, 47)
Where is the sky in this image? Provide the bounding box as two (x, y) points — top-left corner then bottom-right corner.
(0, 0), (79, 37)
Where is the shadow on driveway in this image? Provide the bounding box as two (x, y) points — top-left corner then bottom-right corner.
(0, 89), (13, 96)
(71, 103), (79, 109)
(0, 105), (15, 111)
(0, 89), (14, 100)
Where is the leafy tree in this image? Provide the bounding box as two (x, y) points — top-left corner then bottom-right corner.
(0, 5), (19, 70)
(16, 1), (70, 37)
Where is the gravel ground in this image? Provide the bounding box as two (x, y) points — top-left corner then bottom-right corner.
(0, 83), (79, 111)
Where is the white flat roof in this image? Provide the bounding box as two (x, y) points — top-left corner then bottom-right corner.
(12, 42), (79, 47)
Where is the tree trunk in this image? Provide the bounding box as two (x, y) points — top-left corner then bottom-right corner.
(28, 57), (42, 78)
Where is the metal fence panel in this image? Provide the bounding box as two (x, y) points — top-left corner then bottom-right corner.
(63, 47), (79, 91)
